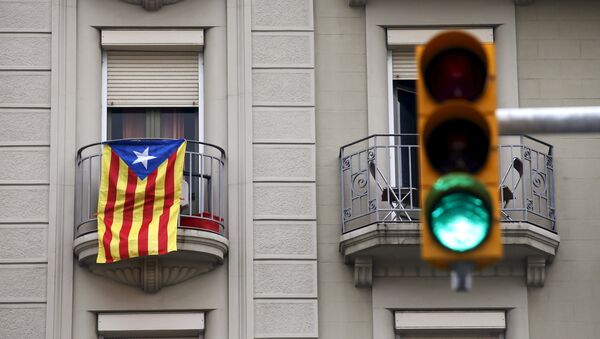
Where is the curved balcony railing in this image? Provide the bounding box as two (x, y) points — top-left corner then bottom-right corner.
(340, 134), (555, 234)
(75, 139), (226, 238)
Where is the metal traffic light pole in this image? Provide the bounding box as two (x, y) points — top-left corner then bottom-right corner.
(498, 106), (600, 134)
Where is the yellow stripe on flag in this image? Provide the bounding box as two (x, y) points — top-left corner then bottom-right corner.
(168, 142), (187, 252)
(109, 157), (130, 262)
(128, 176), (147, 258)
(147, 160), (167, 255)
(96, 145), (113, 264)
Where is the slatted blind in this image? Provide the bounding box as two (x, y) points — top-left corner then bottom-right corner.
(107, 51), (199, 107)
(391, 46), (417, 80)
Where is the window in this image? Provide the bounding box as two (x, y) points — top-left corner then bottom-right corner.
(394, 310), (506, 339)
(99, 30), (222, 222)
(386, 28), (494, 137)
(386, 28), (494, 193)
(101, 30), (205, 142)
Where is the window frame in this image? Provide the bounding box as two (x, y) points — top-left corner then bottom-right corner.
(385, 27), (494, 137)
(100, 30), (205, 143)
(97, 311), (205, 339)
(394, 310), (506, 339)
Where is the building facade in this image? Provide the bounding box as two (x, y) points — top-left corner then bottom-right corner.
(0, 0), (598, 338)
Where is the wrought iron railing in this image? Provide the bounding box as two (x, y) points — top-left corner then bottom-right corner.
(339, 134), (555, 234)
(75, 139), (226, 237)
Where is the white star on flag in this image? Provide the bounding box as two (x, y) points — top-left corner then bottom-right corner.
(132, 147), (157, 169)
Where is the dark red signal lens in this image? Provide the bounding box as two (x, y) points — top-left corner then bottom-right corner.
(424, 48), (487, 102)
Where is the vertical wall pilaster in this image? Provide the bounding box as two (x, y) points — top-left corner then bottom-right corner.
(47, 0), (77, 338)
(250, 0), (318, 337)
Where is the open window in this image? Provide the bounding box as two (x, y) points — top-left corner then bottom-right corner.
(384, 28), (494, 210)
(99, 30), (223, 233)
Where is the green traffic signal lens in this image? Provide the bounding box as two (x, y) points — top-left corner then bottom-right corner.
(425, 173), (492, 252)
(430, 192), (490, 252)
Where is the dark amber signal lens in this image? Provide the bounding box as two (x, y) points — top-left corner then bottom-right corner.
(425, 118), (489, 174)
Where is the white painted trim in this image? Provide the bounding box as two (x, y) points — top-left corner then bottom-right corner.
(101, 29), (204, 51)
(395, 310), (506, 332)
(101, 51), (107, 141)
(97, 312), (205, 336)
(198, 52), (205, 147)
(386, 50), (396, 187)
(387, 27), (494, 46)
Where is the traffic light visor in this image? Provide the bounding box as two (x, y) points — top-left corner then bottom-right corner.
(426, 173), (492, 253)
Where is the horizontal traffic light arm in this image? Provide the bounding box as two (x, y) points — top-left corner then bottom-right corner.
(497, 106), (600, 134)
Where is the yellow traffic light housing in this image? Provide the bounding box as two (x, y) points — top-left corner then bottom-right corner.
(417, 31), (502, 271)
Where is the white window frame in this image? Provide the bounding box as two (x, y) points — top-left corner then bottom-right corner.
(100, 29), (205, 143)
(385, 28), (494, 187)
(386, 27), (494, 137)
(394, 310), (506, 339)
(97, 311), (205, 339)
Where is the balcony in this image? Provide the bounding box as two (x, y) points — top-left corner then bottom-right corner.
(339, 135), (560, 287)
(73, 140), (228, 292)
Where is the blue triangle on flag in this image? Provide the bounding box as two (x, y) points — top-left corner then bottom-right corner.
(107, 139), (186, 180)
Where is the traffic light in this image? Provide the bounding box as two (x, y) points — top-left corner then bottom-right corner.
(417, 31), (502, 271)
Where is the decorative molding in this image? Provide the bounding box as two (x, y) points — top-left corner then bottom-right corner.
(226, 0), (254, 337)
(73, 229), (228, 292)
(348, 0), (367, 7)
(526, 256), (546, 287)
(373, 262), (526, 278)
(91, 257), (214, 293)
(354, 256), (373, 288)
(341, 222), (559, 259)
(121, 0), (184, 11)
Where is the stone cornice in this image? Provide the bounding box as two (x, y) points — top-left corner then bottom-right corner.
(341, 222), (559, 287)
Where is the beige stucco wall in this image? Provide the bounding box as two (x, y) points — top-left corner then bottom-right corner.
(73, 1), (228, 338)
(0, 0), (52, 338)
(516, 1), (600, 338)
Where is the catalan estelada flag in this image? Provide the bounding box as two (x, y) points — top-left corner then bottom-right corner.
(96, 139), (187, 264)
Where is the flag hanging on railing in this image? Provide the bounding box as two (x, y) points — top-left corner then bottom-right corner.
(96, 139), (187, 264)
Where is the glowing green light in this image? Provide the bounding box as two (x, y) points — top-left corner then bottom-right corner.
(430, 192), (490, 252)
(425, 173), (492, 252)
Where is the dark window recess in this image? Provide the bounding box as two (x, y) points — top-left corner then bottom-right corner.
(394, 80), (419, 190)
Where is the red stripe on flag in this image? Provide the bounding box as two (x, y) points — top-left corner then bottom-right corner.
(138, 171), (157, 257)
(118, 168), (138, 260)
(157, 152), (177, 255)
(102, 150), (121, 263)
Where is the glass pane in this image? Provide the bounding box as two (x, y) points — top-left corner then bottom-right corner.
(394, 80), (419, 190)
(108, 108), (147, 139)
(396, 80), (417, 134)
(159, 107), (198, 140)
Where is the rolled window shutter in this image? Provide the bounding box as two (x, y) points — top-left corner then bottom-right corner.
(107, 51), (199, 107)
(391, 46), (416, 80)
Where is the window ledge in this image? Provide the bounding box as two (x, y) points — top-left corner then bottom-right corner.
(340, 221), (560, 288)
